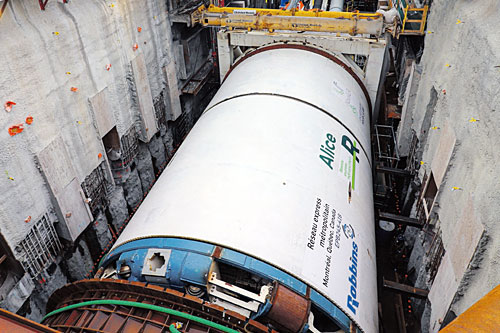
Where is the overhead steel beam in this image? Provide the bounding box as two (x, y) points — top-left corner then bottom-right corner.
(227, 30), (381, 55)
(383, 278), (429, 299)
(215, 29), (387, 85)
(378, 211), (423, 228)
(376, 165), (412, 177)
(192, 5), (384, 36)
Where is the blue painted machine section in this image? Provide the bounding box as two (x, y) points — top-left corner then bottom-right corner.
(104, 237), (215, 265)
(116, 249), (145, 281)
(310, 289), (351, 332)
(104, 237), (351, 330)
(115, 248), (212, 289)
(219, 248), (308, 296)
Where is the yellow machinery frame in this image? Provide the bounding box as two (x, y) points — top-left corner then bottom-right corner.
(388, 0), (429, 35)
(191, 5), (384, 35)
(401, 5), (428, 35)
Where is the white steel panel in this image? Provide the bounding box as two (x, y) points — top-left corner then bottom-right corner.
(113, 47), (377, 332)
(208, 47), (371, 157)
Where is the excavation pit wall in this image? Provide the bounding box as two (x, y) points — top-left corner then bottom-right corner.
(396, 1), (500, 331)
(0, 0), (213, 322)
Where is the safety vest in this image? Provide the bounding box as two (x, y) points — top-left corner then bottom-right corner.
(284, 1), (305, 10)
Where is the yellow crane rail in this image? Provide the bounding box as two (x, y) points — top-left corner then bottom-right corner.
(191, 5), (384, 35)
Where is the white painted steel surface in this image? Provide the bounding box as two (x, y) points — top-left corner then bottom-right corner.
(209, 47), (371, 156)
(113, 46), (377, 332)
(329, 0), (345, 11)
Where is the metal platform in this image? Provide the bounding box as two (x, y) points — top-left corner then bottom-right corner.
(43, 279), (271, 333)
(0, 308), (58, 333)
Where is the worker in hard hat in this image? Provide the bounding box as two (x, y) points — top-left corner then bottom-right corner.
(280, 0), (305, 10)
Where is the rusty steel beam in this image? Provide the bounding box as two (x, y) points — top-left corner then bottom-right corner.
(0, 309), (58, 333)
(383, 278), (429, 299)
(378, 211), (423, 228)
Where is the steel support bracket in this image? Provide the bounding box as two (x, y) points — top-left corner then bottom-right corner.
(378, 211), (423, 228)
(383, 278), (429, 299)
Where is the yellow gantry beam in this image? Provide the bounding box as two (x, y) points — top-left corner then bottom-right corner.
(203, 4), (381, 19)
(192, 5), (384, 35)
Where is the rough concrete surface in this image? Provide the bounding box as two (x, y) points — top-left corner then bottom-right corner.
(148, 134), (168, 172)
(0, 274), (35, 314)
(123, 167), (143, 210)
(65, 240), (94, 282)
(0, 0), (206, 320)
(0, 0), (174, 253)
(162, 124), (175, 158)
(136, 143), (156, 193)
(107, 186), (129, 231)
(403, 0), (500, 330)
(27, 265), (68, 322)
(92, 212), (113, 251)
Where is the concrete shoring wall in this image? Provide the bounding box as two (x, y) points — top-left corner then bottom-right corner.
(0, 0), (215, 321)
(397, 0), (500, 331)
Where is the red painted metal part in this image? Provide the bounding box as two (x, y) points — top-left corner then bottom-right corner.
(0, 0), (9, 19)
(39, 0), (48, 10)
(39, 0), (68, 11)
(0, 0), (68, 17)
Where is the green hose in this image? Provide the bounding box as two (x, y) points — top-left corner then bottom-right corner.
(169, 324), (182, 333)
(43, 299), (239, 333)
